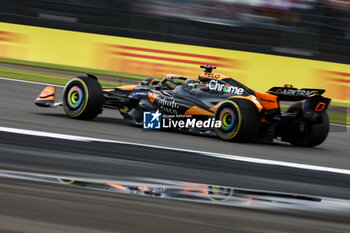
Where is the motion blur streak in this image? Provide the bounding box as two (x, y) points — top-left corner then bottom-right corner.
(1, 169), (350, 215)
(1, 179), (349, 233)
(1, 125), (350, 175)
(1, 22), (349, 104)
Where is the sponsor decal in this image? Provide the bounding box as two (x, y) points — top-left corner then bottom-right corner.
(276, 89), (318, 96)
(158, 98), (179, 108)
(143, 111), (221, 129)
(208, 80), (244, 95)
(160, 107), (178, 114)
(156, 98), (180, 114)
(128, 90), (148, 98)
(205, 73), (221, 79)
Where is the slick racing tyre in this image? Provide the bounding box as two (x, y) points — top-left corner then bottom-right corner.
(286, 102), (329, 147)
(214, 99), (260, 142)
(63, 76), (103, 120)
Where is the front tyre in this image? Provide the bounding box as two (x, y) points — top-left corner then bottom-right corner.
(214, 99), (260, 142)
(63, 76), (103, 120)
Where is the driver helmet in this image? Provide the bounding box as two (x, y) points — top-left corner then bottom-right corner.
(185, 79), (200, 89)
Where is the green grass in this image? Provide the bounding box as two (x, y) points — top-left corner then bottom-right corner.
(329, 112), (350, 125)
(0, 66), (128, 87)
(0, 57), (153, 81)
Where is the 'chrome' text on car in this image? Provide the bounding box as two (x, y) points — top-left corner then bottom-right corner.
(209, 80), (244, 95)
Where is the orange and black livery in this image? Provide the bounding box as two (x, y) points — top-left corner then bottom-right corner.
(35, 65), (331, 147)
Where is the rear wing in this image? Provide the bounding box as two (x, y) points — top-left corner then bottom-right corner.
(267, 86), (325, 101)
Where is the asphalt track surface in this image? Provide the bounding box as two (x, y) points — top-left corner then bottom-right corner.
(0, 78), (349, 232)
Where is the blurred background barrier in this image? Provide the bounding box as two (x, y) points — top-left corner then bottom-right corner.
(0, 0), (349, 106)
(1, 22), (349, 105)
(0, 0), (349, 64)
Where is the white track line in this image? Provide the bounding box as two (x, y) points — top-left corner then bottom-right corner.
(330, 123), (350, 128)
(0, 76), (349, 171)
(0, 126), (349, 175)
(0, 76), (63, 87)
(0, 126), (90, 141)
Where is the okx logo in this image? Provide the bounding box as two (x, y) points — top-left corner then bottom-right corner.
(143, 110), (162, 129)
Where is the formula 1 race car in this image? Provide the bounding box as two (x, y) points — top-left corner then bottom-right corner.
(35, 65), (331, 147)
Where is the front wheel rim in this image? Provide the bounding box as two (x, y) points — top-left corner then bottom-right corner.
(67, 85), (84, 110)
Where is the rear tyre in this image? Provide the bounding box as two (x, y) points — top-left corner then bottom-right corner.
(63, 76), (103, 120)
(286, 102), (329, 147)
(214, 99), (260, 142)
